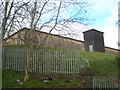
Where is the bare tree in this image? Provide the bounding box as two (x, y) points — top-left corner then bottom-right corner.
(23, 0), (62, 81)
(23, 0), (92, 81)
(24, 0), (38, 81)
(1, 0), (92, 81)
(1, 0), (31, 40)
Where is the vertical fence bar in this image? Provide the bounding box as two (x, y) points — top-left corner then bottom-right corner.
(37, 49), (39, 73)
(20, 48), (23, 72)
(74, 51), (76, 74)
(49, 49), (51, 74)
(3, 47), (92, 76)
(62, 49), (64, 74)
(93, 76), (118, 89)
(57, 49), (58, 74)
(2, 47), (4, 68)
(78, 50), (81, 74)
(55, 49), (57, 74)
(39, 48), (41, 73)
(15, 48), (16, 71)
(23, 48), (25, 71)
(54, 49), (55, 74)
(68, 51), (69, 75)
(7, 48), (9, 69)
(6, 48), (9, 69)
(9, 48), (11, 70)
(53, 49), (54, 74)
(19, 48), (21, 71)
(50, 49), (52, 74)
(59, 49), (61, 74)
(16, 49), (19, 71)
(68, 50), (70, 74)
(44, 49), (47, 74)
(22, 48), (25, 72)
(66, 51), (68, 75)
(36, 49), (38, 73)
(70, 51), (72, 74)
(60, 49), (62, 74)
(32, 50), (34, 73)
(56, 49), (58, 74)
(8, 48), (10, 69)
(17, 48), (19, 71)
(77, 51), (79, 74)
(10, 48), (12, 70)
(70, 50), (72, 74)
(17, 48), (18, 71)
(72, 52), (75, 74)
(9, 48), (11, 69)
(19, 48), (21, 72)
(54, 49), (56, 74)
(35, 49), (37, 73)
(69, 50), (71, 74)
(42, 48), (44, 74)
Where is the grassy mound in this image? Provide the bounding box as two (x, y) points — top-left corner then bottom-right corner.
(80, 51), (118, 76)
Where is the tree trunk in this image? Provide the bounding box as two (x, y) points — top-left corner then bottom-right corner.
(24, 65), (29, 81)
(24, 45), (33, 81)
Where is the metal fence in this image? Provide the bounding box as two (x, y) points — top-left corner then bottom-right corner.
(2, 47), (89, 75)
(93, 76), (119, 89)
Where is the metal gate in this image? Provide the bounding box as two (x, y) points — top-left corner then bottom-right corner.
(93, 76), (118, 89)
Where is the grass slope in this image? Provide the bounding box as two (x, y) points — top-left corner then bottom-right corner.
(2, 46), (118, 88)
(80, 51), (118, 76)
(2, 69), (85, 88)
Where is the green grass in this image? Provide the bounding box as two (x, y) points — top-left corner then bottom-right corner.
(2, 69), (85, 88)
(3, 45), (29, 48)
(80, 51), (118, 76)
(2, 45), (119, 88)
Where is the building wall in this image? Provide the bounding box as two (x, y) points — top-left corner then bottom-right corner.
(3, 28), (120, 54)
(105, 47), (119, 55)
(4, 29), (85, 51)
(83, 29), (105, 52)
(4, 30), (25, 45)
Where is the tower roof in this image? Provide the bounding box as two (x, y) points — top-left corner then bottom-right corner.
(83, 29), (104, 34)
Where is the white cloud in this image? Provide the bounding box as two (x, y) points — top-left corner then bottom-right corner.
(87, 0), (119, 49)
(100, 26), (118, 49)
(98, 1), (118, 49)
(40, 0), (120, 49)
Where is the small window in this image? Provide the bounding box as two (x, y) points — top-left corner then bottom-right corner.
(89, 45), (93, 52)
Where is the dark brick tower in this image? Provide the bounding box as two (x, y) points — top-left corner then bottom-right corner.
(83, 29), (105, 52)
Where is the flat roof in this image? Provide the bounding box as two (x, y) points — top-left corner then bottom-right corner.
(83, 29), (104, 33)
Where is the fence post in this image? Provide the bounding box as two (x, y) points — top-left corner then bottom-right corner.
(0, 32), (2, 90)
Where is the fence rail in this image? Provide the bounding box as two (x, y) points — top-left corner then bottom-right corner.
(93, 76), (118, 89)
(2, 47), (89, 75)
